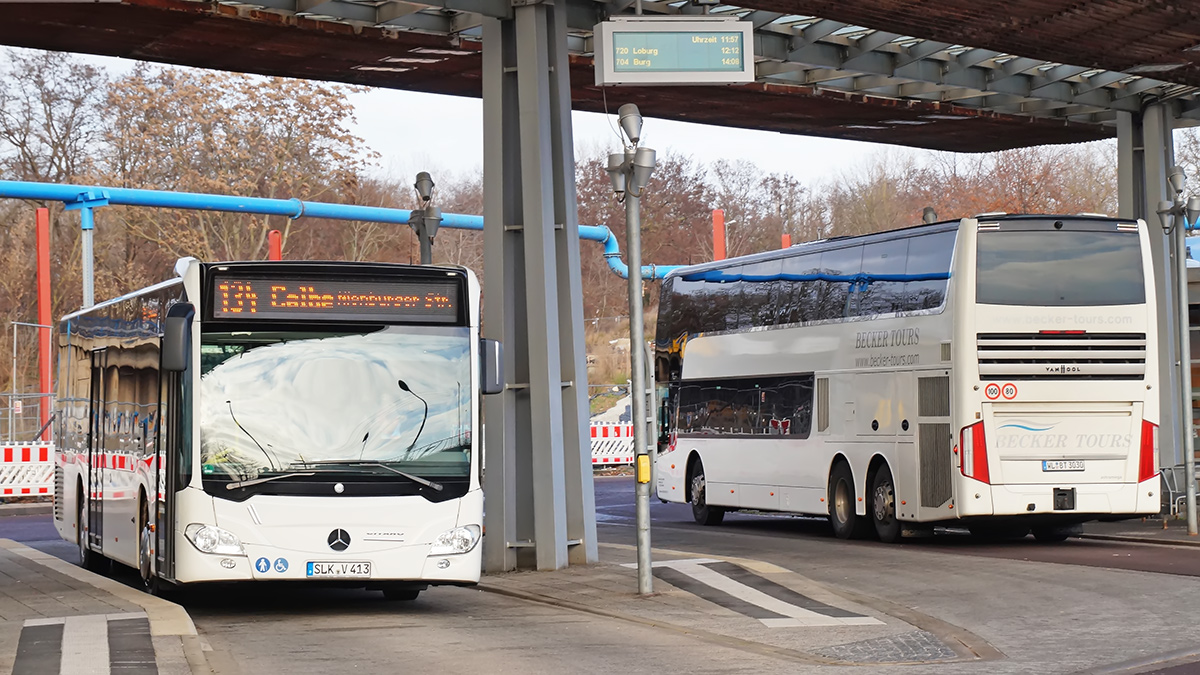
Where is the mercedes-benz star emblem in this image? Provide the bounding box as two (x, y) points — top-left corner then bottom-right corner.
(328, 529), (351, 551)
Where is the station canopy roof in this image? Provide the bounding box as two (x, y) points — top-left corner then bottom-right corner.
(3, 0), (1199, 152)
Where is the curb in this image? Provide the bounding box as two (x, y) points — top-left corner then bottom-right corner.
(0, 503), (53, 516)
(1078, 532), (1200, 548)
(0, 539), (211, 675)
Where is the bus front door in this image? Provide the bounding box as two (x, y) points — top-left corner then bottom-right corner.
(86, 349), (107, 553)
(155, 367), (186, 583)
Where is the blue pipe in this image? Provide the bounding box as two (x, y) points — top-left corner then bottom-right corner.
(0, 180), (680, 280)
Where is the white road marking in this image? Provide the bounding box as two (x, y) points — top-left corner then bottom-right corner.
(626, 558), (884, 628)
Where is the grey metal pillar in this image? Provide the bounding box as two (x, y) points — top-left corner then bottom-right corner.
(481, 0), (598, 572)
(1118, 105), (1187, 473)
(80, 207), (95, 308)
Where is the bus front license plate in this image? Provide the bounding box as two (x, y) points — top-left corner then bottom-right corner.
(307, 561), (372, 578)
(1042, 460), (1084, 472)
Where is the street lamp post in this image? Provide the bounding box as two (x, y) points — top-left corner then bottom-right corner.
(605, 103), (657, 595)
(409, 171), (442, 265)
(1157, 166), (1200, 536)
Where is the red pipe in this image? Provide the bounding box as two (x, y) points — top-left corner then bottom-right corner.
(36, 208), (51, 440)
(268, 230), (282, 260)
(712, 210), (725, 261)
(782, 233), (792, 249)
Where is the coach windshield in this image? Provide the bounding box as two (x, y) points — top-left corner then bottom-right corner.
(976, 221), (1145, 307)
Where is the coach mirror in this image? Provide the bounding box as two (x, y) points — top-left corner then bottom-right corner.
(480, 338), (504, 395)
(162, 303), (196, 372)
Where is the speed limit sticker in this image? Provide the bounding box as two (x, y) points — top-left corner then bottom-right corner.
(1001, 383), (1018, 400)
(984, 383), (1001, 400)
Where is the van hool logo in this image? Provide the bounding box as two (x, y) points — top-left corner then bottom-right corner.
(854, 328), (919, 349)
(1046, 364), (1082, 374)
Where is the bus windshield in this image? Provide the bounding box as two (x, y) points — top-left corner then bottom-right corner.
(976, 228), (1145, 306)
(198, 326), (472, 490)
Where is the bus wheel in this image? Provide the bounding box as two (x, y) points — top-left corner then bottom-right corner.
(77, 495), (107, 574)
(828, 462), (869, 540)
(689, 461), (725, 526)
(382, 587), (421, 601)
(138, 497), (160, 594)
(870, 465), (902, 543)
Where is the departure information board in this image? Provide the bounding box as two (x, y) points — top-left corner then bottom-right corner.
(611, 31), (744, 73)
(594, 18), (755, 86)
(210, 275), (461, 323)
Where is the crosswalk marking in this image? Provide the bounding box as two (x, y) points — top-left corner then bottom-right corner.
(13, 612), (156, 675)
(626, 558), (884, 628)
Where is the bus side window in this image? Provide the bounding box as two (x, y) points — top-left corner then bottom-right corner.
(859, 239), (909, 316)
(903, 231), (956, 311)
(816, 246), (863, 320)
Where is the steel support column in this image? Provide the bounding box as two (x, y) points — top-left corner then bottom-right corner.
(481, 0), (597, 572)
(1118, 105), (1188, 478)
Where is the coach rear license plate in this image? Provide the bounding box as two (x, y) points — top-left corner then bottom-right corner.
(1042, 460), (1084, 472)
(307, 561), (372, 578)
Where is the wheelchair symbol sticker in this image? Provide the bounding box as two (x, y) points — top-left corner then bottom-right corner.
(273, 558), (289, 573)
(255, 557), (270, 573)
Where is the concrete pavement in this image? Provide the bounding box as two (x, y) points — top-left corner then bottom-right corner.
(0, 538), (209, 674)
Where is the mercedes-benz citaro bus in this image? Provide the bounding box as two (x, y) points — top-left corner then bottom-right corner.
(653, 214), (1161, 543)
(53, 258), (503, 599)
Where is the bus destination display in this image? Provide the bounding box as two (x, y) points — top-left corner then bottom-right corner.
(211, 276), (460, 323)
(611, 31), (743, 73)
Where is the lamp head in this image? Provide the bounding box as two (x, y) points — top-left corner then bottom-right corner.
(1187, 195), (1200, 228)
(1169, 165), (1187, 197)
(414, 171), (435, 203)
(631, 146), (657, 192)
(423, 205), (441, 238)
(922, 206), (937, 224)
(606, 152), (627, 195)
(617, 103), (643, 146)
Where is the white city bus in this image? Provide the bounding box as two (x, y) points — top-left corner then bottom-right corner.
(653, 214), (1161, 542)
(54, 258), (502, 598)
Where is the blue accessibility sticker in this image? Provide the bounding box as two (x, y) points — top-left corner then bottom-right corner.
(273, 558), (289, 573)
(255, 557), (270, 574)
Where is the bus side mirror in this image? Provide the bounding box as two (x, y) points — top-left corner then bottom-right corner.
(480, 338), (504, 395)
(163, 303), (196, 372)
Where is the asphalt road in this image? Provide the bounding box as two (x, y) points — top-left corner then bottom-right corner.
(593, 475), (1200, 578)
(7, 483), (1200, 674)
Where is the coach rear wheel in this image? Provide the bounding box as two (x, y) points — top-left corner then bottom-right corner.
(828, 462), (870, 540)
(870, 465), (902, 543)
(689, 461), (725, 526)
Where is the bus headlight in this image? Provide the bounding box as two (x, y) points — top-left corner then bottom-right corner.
(185, 523), (246, 556)
(429, 525), (481, 555)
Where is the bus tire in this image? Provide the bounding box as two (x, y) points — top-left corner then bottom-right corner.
(689, 461), (725, 526)
(870, 464), (902, 543)
(382, 587), (421, 601)
(76, 492), (108, 574)
(828, 462), (870, 540)
(137, 494), (164, 595)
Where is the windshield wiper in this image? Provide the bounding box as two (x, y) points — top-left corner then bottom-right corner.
(226, 472), (315, 490)
(296, 460), (443, 492)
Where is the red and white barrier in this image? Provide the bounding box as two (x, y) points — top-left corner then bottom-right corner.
(590, 423), (635, 465)
(0, 443), (55, 496)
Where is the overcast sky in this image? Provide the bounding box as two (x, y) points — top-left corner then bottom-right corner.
(347, 87), (900, 187)
(50, 48), (901, 193)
